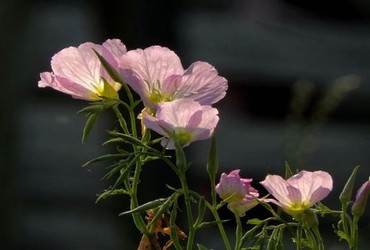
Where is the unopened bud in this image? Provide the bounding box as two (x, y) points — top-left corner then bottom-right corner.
(339, 166), (359, 205)
(351, 178), (370, 218)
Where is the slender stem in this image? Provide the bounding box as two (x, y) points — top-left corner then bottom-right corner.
(178, 171), (195, 250)
(234, 215), (243, 250)
(351, 216), (359, 250)
(312, 227), (324, 250)
(209, 207), (232, 250)
(129, 160), (149, 235)
(341, 203), (350, 242)
(296, 223), (302, 250)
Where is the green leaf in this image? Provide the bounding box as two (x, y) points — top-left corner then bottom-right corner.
(119, 198), (167, 216)
(197, 244), (210, 250)
(82, 113), (99, 143)
(78, 104), (105, 114)
(194, 196), (207, 228)
(82, 153), (128, 168)
(107, 131), (150, 148)
(96, 188), (129, 203)
(336, 230), (350, 242)
(197, 219), (229, 229)
(247, 218), (264, 225)
(110, 156), (138, 190)
(284, 161), (294, 179)
(147, 193), (179, 230)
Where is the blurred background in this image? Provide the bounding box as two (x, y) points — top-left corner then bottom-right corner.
(1, 0), (370, 249)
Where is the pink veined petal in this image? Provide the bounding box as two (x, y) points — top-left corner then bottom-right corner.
(216, 170), (247, 200)
(287, 170), (332, 205)
(142, 113), (166, 136)
(193, 105), (219, 140)
(102, 39), (127, 62)
(38, 72), (55, 88)
(55, 75), (98, 100)
(157, 99), (203, 128)
(38, 72), (96, 100)
(307, 171), (333, 204)
(260, 175), (297, 207)
(51, 43), (103, 89)
(173, 61), (228, 105)
(119, 46), (184, 103)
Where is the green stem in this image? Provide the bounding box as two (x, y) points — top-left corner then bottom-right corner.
(174, 144), (195, 250)
(129, 161), (149, 236)
(234, 215), (243, 250)
(341, 203), (350, 243)
(296, 223), (302, 250)
(178, 171), (195, 250)
(209, 207), (232, 250)
(351, 216), (359, 250)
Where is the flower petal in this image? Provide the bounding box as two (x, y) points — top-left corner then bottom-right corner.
(119, 46), (183, 106)
(172, 61), (228, 105)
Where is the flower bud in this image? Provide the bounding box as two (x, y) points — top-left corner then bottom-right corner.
(339, 166), (359, 205)
(351, 178), (370, 218)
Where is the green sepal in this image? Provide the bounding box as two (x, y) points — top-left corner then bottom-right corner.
(119, 198), (167, 216)
(174, 138), (187, 171)
(93, 49), (125, 85)
(82, 113), (98, 143)
(100, 77), (119, 100)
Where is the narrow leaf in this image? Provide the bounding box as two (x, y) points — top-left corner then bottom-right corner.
(82, 113), (98, 143)
(119, 198), (167, 216)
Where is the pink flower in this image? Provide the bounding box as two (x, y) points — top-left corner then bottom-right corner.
(38, 39), (126, 101)
(352, 178), (370, 218)
(119, 46), (227, 110)
(216, 169), (259, 217)
(260, 170), (333, 217)
(143, 99), (219, 149)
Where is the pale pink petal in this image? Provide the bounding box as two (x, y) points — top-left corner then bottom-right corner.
(39, 72), (96, 100)
(102, 39), (127, 62)
(194, 105), (219, 140)
(172, 61), (228, 105)
(51, 44), (102, 89)
(143, 99), (219, 149)
(260, 175), (296, 207)
(119, 46), (184, 105)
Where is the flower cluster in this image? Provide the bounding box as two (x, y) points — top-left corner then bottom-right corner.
(216, 169), (333, 218)
(39, 39), (227, 149)
(39, 38), (370, 250)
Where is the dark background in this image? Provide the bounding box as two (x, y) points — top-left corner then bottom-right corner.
(1, 0), (370, 249)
